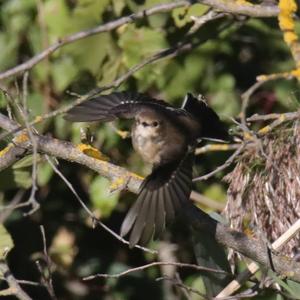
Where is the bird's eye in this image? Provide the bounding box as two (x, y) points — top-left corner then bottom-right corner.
(153, 121), (159, 127)
(142, 122), (148, 127)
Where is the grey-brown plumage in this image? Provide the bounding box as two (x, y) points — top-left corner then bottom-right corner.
(65, 91), (228, 248)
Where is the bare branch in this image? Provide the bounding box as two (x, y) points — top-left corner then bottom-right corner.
(156, 275), (207, 299)
(193, 143), (246, 182)
(0, 144), (27, 171)
(83, 261), (228, 281)
(46, 156), (156, 254)
(199, 0), (279, 17)
(0, 260), (32, 300)
(247, 111), (300, 122)
(216, 219), (300, 298)
(187, 205), (300, 283)
(37, 226), (57, 300)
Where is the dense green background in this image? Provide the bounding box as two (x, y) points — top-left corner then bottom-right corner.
(0, 0), (299, 299)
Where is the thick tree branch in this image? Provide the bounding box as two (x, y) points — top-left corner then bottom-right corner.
(186, 205), (300, 283)
(200, 0), (279, 17)
(1, 113), (300, 283)
(0, 144), (27, 171)
(0, 114), (28, 171)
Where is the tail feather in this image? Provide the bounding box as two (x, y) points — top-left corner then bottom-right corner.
(120, 189), (147, 237)
(121, 153), (194, 248)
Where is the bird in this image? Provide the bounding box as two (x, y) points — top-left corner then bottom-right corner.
(65, 91), (228, 248)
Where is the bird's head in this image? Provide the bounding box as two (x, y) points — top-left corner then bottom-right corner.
(134, 110), (164, 138)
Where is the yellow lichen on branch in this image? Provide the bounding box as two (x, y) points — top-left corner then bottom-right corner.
(235, 0), (253, 5)
(257, 68), (300, 81)
(257, 0), (300, 82)
(279, 0), (300, 67)
(13, 133), (29, 144)
(279, 0), (298, 45)
(109, 176), (128, 192)
(0, 144), (13, 157)
(34, 115), (43, 123)
(195, 143), (239, 155)
(77, 143), (109, 161)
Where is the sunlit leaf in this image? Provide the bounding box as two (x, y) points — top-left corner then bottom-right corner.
(50, 227), (77, 269)
(172, 4), (208, 28)
(118, 24), (168, 67)
(51, 56), (79, 92)
(89, 176), (119, 218)
(0, 225), (14, 259)
(37, 162), (54, 186)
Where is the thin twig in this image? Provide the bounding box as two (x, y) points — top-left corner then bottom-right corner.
(21, 73), (39, 215)
(0, 260), (32, 300)
(195, 143), (240, 155)
(156, 275), (207, 299)
(193, 144), (245, 182)
(45, 156), (157, 254)
(247, 111), (300, 122)
(83, 261), (228, 280)
(0, 81), (40, 214)
(240, 81), (264, 127)
(0, 190), (25, 223)
(38, 226), (57, 300)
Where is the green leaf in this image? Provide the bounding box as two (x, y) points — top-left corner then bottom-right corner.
(66, 33), (111, 76)
(89, 176), (119, 218)
(190, 276), (206, 300)
(286, 280), (300, 298)
(112, 0), (126, 16)
(0, 168), (32, 190)
(0, 33), (19, 71)
(172, 4), (208, 28)
(144, 0), (171, 28)
(51, 56), (79, 92)
(268, 271), (300, 298)
(0, 92), (7, 109)
(27, 92), (45, 119)
(0, 225), (14, 259)
(118, 25), (168, 67)
(73, 0), (110, 24)
(274, 81), (300, 110)
(44, 0), (71, 39)
(37, 162), (54, 186)
(203, 184), (226, 204)
(13, 155), (37, 169)
(162, 51), (206, 99)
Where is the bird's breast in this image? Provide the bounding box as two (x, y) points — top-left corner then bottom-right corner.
(132, 129), (165, 165)
(131, 122), (187, 166)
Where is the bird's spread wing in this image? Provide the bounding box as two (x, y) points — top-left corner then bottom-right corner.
(182, 93), (229, 141)
(120, 152), (194, 248)
(64, 92), (173, 122)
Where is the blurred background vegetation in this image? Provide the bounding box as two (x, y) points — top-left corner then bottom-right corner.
(0, 0), (299, 299)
